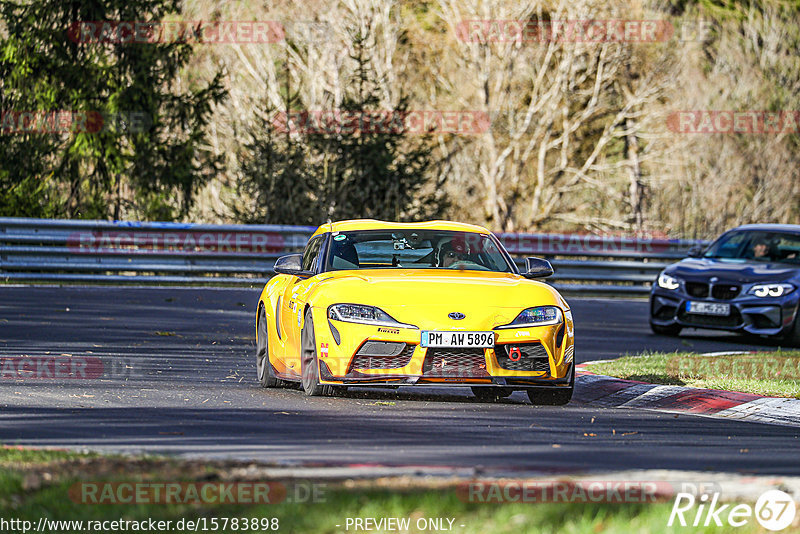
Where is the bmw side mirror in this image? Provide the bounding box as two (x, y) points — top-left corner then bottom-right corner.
(273, 254), (311, 277)
(523, 257), (554, 279)
(686, 245), (704, 258)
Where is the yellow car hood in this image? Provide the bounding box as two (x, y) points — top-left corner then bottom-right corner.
(311, 269), (566, 329)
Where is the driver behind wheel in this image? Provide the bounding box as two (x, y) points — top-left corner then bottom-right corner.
(749, 237), (773, 260)
(437, 238), (471, 268)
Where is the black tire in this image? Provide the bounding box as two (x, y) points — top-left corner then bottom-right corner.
(300, 309), (342, 396)
(650, 322), (682, 336)
(471, 387), (513, 402)
(256, 307), (280, 388)
(527, 365), (574, 406)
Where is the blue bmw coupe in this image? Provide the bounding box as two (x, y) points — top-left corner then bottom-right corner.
(650, 224), (800, 345)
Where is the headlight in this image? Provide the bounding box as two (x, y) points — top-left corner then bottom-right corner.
(657, 272), (680, 290)
(496, 306), (563, 329)
(327, 304), (416, 329)
(748, 283), (795, 298)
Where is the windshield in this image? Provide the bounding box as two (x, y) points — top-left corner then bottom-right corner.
(325, 230), (514, 273)
(703, 230), (800, 263)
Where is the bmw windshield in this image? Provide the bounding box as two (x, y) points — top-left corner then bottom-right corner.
(325, 230), (514, 273)
(703, 230), (800, 264)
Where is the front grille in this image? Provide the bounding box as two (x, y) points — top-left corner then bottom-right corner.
(422, 348), (489, 378)
(712, 284), (740, 300)
(349, 343), (415, 370)
(678, 307), (743, 328)
(496, 343), (550, 373)
(685, 282), (709, 298)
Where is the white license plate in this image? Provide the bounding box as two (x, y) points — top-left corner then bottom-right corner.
(686, 302), (731, 316)
(421, 331), (495, 348)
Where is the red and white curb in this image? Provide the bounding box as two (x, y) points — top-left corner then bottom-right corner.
(575, 358), (800, 428)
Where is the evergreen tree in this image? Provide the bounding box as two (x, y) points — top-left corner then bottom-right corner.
(305, 30), (444, 223)
(0, 0), (226, 220)
(235, 28), (445, 226)
(230, 99), (315, 225)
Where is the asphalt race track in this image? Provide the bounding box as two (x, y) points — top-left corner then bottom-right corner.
(0, 286), (797, 476)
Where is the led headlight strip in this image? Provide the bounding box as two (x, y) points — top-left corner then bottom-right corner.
(496, 306), (564, 329)
(748, 283), (795, 298)
(657, 272), (680, 290)
(327, 304), (418, 329)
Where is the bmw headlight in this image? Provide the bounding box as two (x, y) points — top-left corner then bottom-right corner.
(327, 304), (416, 328)
(497, 306), (564, 329)
(657, 272), (680, 290)
(748, 283), (795, 298)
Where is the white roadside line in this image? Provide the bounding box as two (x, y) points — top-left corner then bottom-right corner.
(577, 359), (614, 367)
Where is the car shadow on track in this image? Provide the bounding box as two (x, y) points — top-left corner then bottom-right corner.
(658, 328), (794, 350)
(282, 379), (600, 407)
(278, 385), (533, 405)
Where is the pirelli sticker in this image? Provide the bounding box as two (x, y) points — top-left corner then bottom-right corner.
(377, 327), (400, 335)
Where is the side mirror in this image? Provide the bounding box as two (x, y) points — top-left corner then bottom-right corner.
(273, 254), (312, 277)
(523, 257), (554, 279)
(686, 245), (704, 258)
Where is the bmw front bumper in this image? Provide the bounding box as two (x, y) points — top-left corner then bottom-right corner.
(650, 286), (800, 337)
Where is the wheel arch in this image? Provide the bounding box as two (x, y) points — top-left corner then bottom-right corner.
(255, 300), (266, 343)
(302, 302), (314, 329)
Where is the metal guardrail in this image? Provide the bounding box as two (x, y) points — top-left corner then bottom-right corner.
(0, 217), (707, 295)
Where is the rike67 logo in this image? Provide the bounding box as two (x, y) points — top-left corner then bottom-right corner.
(669, 490), (796, 531)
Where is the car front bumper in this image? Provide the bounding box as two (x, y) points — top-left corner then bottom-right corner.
(315, 314), (574, 388)
(318, 360), (574, 388)
(650, 287), (799, 336)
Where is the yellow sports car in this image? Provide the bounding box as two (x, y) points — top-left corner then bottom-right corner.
(255, 220), (575, 404)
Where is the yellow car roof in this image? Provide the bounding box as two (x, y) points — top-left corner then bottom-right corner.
(311, 219), (492, 237)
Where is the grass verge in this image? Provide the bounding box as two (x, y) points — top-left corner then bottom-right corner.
(0, 447), (765, 534)
(586, 350), (800, 398)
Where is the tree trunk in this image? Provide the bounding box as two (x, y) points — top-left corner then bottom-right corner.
(625, 117), (644, 232)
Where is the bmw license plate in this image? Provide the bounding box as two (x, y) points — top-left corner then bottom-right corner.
(686, 301), (730, 316)
(421, 331), (495, 348)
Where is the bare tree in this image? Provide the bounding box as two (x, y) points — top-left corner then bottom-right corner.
(434, 0), (675, 232)
(180, 0), (798, 238)
(649, 1), (800, 238)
